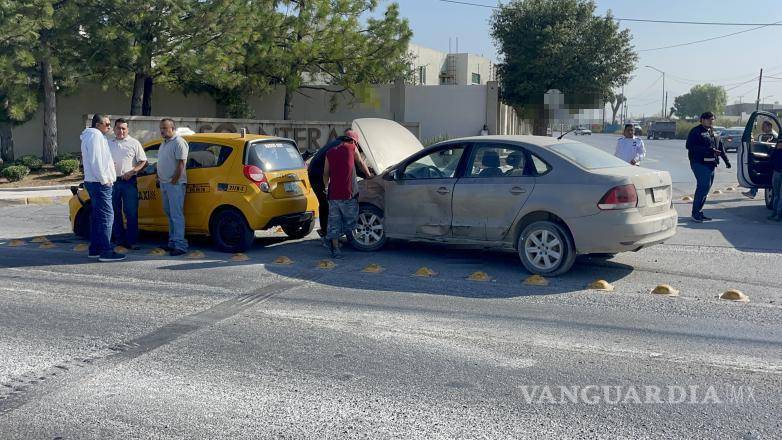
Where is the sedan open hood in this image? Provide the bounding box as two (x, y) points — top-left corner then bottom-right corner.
(351, 118), (424, 174)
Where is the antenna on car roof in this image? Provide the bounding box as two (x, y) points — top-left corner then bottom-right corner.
(557, 129), (575, 140)
(240, 128), (247, 138)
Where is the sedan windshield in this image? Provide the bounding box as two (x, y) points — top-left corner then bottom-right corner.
(549, 142), (630, 169)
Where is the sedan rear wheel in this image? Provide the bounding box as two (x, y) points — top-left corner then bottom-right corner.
(518, 221), (576, 276)
(348, 205), (387, 252)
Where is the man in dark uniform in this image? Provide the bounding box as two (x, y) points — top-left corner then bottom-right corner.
(307, 129), (352, 237)
(686, 111), (731, 223)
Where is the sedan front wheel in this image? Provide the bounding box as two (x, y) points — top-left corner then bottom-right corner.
(348, 204), (387, 252)
(518, 221), (576, 276)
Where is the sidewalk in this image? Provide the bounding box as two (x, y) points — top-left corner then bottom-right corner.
(0, 186), (73, 207)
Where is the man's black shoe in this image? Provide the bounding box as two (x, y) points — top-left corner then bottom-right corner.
(98, 252), (127, 262)
(169, 249), (187, 256)
(691, 215), (703, 223)
(700, 214), (713, 221)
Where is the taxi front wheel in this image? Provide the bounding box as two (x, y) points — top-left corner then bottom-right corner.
(209, 208), (255, 253)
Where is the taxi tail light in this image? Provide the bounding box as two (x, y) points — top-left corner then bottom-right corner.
(598, 184), (638, 210)
(243, 165), (270, 192)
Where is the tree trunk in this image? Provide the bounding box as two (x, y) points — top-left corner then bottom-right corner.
(41, 57), (58, 164)
(531, 106), (547, 136)
(0, 121), (14, 163)
(283, 88), (293, 120)
(142, 76), (153, 116)
(130, 72), (145, 115)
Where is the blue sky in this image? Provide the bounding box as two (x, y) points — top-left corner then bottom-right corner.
(380, 0), (782, 118)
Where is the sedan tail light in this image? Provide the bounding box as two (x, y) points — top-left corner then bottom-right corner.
(598, 184), (638, 210)
(726, 136), (733, 143)
(243, 165), (270, 192)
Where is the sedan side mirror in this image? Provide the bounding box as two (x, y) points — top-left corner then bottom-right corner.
(384, 169), (400, 181)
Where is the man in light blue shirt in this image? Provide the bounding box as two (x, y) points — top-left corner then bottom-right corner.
(157, 118), (189, 256)
(614, 124), (646, 166)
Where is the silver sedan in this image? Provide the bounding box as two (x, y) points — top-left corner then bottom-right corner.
(348, 119), (678, 276)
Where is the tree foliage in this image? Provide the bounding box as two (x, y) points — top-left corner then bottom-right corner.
(491, 0), (637, 134)
(673, 84), (727, 119)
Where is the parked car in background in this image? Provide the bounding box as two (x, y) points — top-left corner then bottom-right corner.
(574, 127), (592, 135)
(69, 133), (318, 253)
(713, 126), (727, 136)
(739, 111), (780, 210)
(646, 121), (676, 140)
(720, 127), (744, 152)
(349, 119), (678, 276)
(633, 124), (643, 136)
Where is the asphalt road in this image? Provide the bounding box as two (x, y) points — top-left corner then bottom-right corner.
(0, 136), (780, 439)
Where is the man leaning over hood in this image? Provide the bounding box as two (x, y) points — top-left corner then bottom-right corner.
(80, 114), (126, 262)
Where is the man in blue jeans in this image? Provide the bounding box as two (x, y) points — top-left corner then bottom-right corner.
(686, 112), (731, 223)
(109, 118), (147, 250)
(157, 118), (189, 256)
(80, 114), (125, 262)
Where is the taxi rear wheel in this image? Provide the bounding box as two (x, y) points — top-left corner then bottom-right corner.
(209, 208), (254, 253)
(282, 220), (315, 240)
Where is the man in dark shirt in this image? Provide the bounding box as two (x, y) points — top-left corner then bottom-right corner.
(686, 111), (731, 223)
(768, 140), (782, 221)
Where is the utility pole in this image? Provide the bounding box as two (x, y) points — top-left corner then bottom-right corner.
(756, 68), (763, 111)
(664, 92), (668, 119)
(645, 66), (666, 119)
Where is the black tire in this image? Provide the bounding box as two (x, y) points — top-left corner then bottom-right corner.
(766, 188), (774, 210)
(282, 219), (315, 240)
(517, 220), (576, 277)
(348, 204), (387, 252)
(209, 208), (254, 253)
(74, 205), (91, 238)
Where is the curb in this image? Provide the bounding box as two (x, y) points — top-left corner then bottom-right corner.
(0, 184), (73, 192)
(0, 195), (71, 207)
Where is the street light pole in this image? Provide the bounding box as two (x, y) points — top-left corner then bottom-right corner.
(645, 65), (665, 119)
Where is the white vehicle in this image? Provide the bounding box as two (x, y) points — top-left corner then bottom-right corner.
(574, 127), (592, 136)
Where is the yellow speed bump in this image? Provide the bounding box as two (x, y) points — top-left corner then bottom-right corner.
(274, 226), (284, 233)
(712, 190), (722, 195)
(720, 289), (749, 303)
(725, 186), (736, 191)
(587, 279), (614, 292)
(231, 253), (249, 262)
(73, 243), (89, 252)
(650, 284), (679, 297)
(362, 263), (384, 273)
(8, 239), (25, 247)
(39, 242), (57, 249)
(467, 271), (492, 282)
(523, 275), (549, 286)
(316, 259), (336, 269)
(681, 196), (693, 202)
(149, 248), (167, 256)
(185, 250), (205, 259)
(273, 256), (294, 265)
(413, 267), (437, 277)
(114, 245), (129, 254)
(30, 236), (49, 243)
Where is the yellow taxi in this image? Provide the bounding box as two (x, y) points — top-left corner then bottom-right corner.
(69, 132), (318, 252)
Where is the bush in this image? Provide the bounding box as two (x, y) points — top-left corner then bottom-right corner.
(54, 152), (79, 163)
(17, 155), (44, 171)
(55, 159), (80, 176)
(1, 165), (30, 182)
(676, 121), (699, 140)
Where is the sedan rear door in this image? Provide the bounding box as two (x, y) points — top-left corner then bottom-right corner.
(451, 143), (536, 241)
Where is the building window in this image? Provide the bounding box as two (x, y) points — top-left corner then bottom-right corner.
(471, 73), (481, 84)
(418, 66), (427, 85)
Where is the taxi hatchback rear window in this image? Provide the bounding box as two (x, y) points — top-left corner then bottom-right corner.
(246, 141), (304, 172)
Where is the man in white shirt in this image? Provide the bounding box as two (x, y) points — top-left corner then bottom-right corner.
(80, 114), (125, 262)
(614, 123), (646, 166)
(109, 118), (147, 250)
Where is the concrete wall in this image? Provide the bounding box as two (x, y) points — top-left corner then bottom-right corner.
(404, 85), (488, 141)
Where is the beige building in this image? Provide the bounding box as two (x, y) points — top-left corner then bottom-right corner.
(408, 43), (495, 86)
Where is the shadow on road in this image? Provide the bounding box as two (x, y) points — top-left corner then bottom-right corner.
(0, 232), (636, 299)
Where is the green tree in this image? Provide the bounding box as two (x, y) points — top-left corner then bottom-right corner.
(0, 0), (47, 162)
(672, 84), (727, 119)
(77, 0), (251, 116)
(491, 0), (637, 135)
(269, 0), (413, 120)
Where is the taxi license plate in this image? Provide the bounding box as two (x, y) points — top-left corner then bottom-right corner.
(284, 182), (300, 193)
(652, 187), (667, 203)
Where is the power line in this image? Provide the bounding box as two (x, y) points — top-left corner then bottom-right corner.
(637, 20), (782, 52)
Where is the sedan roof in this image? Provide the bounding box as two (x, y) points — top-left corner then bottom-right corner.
(444, 134), (580, 148)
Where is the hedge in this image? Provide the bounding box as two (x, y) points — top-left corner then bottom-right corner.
(55, 159), (80, 176)
(1, 165), (31, 182)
